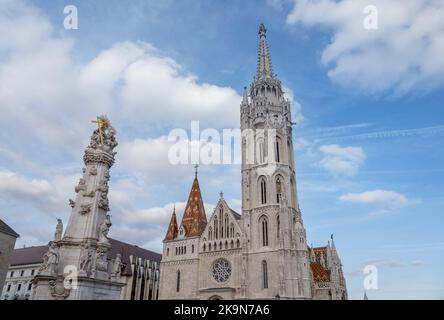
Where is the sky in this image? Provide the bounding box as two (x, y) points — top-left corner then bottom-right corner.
(0, 0), (443, 299)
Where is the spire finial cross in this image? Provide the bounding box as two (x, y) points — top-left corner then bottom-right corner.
(194, 164), (199, 177)
(91, 114), (109, 145)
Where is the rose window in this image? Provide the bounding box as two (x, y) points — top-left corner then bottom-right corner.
(212, 258), (231, 283)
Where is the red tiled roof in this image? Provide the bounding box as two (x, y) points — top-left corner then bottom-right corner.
(9, 238), (161, 276)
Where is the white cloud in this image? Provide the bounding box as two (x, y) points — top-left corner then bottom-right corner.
(411, 260), (427, 267)
(365, 259), (405, 268)
(0, 169), (79, 215)
(286, 0), (444, 95)
(282, 85), (304, 125)
(339, 189), (414, 214)
(0, 0), (242, 157)
(318, 144), (365, 176)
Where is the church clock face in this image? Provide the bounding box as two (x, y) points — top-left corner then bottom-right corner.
(211, 258), (232, 283)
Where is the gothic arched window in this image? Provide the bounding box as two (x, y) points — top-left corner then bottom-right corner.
(176, 270), (180, 292)
(209, 227), (213, 241)
(260, 216), (269, 247)
(290, 178), (297, 208)
(276, 176), (283, 203)
(257, 138), (265, 164)
(229, 223), (234, 238)
(214, 217), (218, 240)
(260, 178), (267, 204)
(287, 139), (292, 166)
(262, 260), (268, 289)
(219, 208), (224, 239)
(275, 136), (282, 163)
(225, 214), (229, 238)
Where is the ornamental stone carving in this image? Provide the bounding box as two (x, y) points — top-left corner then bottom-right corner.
(98, 214), (112, 244)
(79, 243), (93, 276)
(80, 203), (92, 215)
(39, 242), (59, 275)
(94, 246), (109, 272)
(49, 276), (71, 299)
(75, 178), (87, 193)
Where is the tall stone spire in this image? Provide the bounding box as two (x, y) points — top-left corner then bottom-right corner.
(32, 115), (124, 300)
(180, 173), (207, 238)
(257, 23), (274, 80)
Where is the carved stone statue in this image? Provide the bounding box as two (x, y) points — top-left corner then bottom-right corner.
(79, 244), (93, 276)
(98, 214), (112, 244)
(89, 115), (118, 153)
(69, 199), (75, 208)
(97, 180), (110, 211)
(40, 242), (59, 275)
(75, 178), (87, 193)
(54, 219), (63, 242)
(111, 254), (123, 279)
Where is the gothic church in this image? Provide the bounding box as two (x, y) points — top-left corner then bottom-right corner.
(158, 24), (348, 300)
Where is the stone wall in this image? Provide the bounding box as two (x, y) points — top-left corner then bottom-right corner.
(0, 232), (17, 296)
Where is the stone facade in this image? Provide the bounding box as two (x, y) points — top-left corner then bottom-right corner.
(0, 219), (19, 297)
(159, 24), (348, 300)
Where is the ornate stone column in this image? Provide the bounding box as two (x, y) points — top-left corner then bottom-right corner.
(32, 116), (125, 300)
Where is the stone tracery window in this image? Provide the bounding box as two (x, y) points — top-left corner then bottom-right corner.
(262, 260), (268, 289)
(259, 215), (269, 247)
(260, 178), (267, 204)
(276, 176), (283, 203)
(211, 258), (232, 283)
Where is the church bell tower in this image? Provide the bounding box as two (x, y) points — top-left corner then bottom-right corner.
(241, 24), (312, 299)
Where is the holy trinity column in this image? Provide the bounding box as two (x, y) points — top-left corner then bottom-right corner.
(32, 115), (124, 300)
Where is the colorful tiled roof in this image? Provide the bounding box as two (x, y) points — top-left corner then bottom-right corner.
(180, 176), (207, 237)
(310, 262), (331, 282)
(164, 210), (178, 241)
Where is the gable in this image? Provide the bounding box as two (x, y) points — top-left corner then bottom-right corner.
(201, 199), (242, 243)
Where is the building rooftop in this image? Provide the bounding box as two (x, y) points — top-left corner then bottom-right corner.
(9, 238), (161, 276)
(0, 218), (19, 238)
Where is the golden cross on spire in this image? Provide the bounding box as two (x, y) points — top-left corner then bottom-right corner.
(194, 164), (199, 177)
(91, 115), (109, 145)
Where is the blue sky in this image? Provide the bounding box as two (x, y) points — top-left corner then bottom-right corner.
(0, 0), (443, 299)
